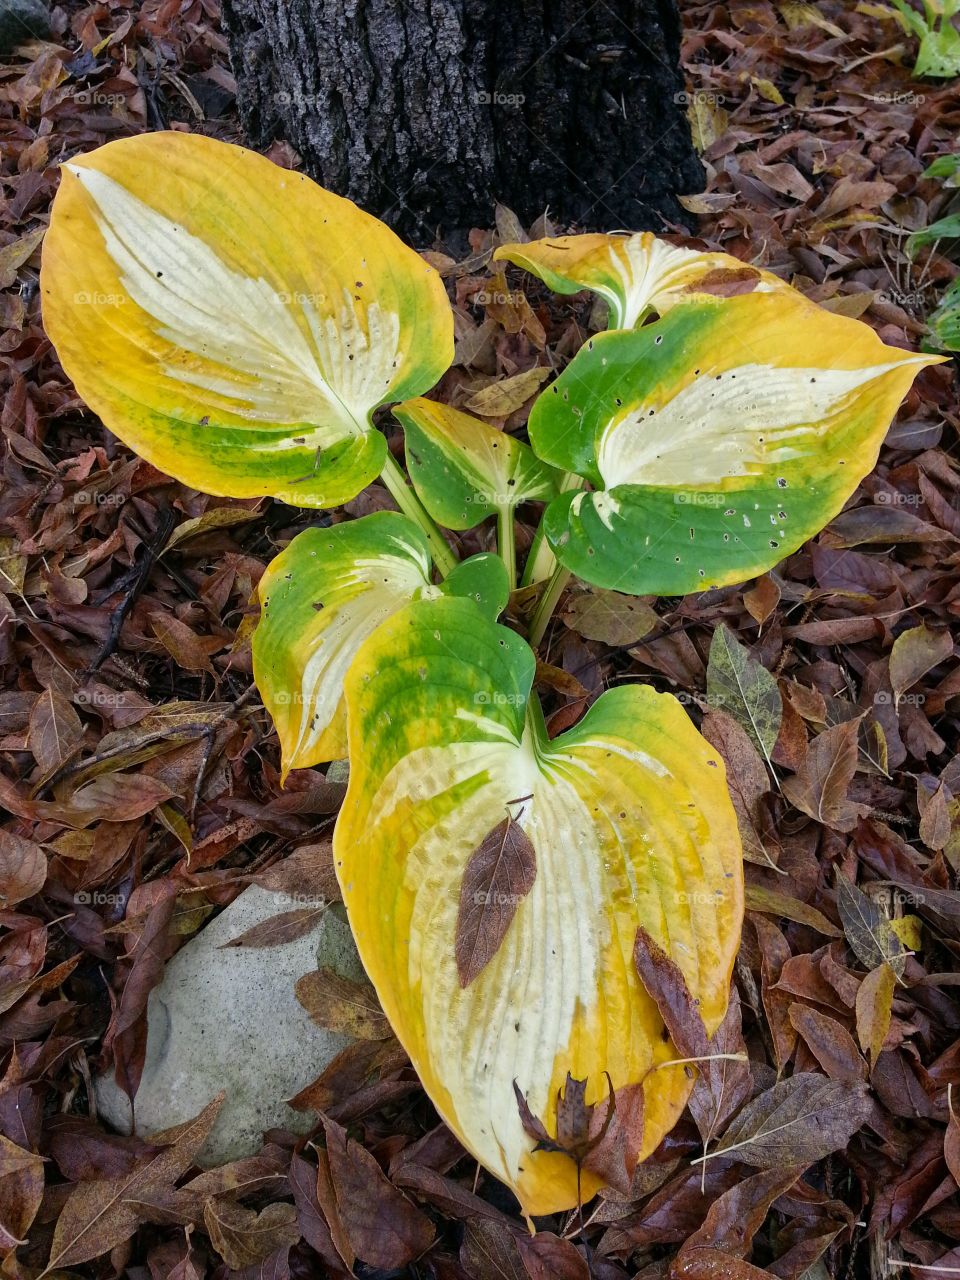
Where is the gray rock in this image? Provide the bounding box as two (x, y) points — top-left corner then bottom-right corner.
(0, 0), (50, 53)
(95, 886), (365, 1166)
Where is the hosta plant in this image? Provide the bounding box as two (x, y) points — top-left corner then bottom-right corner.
(41, 132), (941, 1218)
(907, 154), (960, 353)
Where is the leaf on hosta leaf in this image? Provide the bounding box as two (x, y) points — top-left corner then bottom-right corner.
(41, 132), (452, 508)
(706, 625), (782, 764)
(334, 595), (743, 1216)
(782, 720), (867, 831)
(319, 1114), (435, 1268)
(704, 1073), (872, 1169)
(456, 814), (537, 986)
(561, 587), (658, 646)
(254, 513), (507, 778)
(0, 1135), (44, 1254)
(395, 397), (558, 530)
(514, 1073), (614, 1163)
(496, 233), (785, 329)
(835, 871), (906, 977)
(463, 367), (551, 417)
(889, 624), (953, 699)
(202, 1199), (299, 1270)
(855, 963), (896, 1063)
(526, 292), (942, 595)
(295, 969), (391, 1040)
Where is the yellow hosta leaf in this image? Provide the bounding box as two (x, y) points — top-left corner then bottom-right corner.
(529, 291), (944, 595)
(495, 231), (787, 329)
(253, 513), (509, 778)
(41, 133), (453, 508)
(334, 596), (743, 1216)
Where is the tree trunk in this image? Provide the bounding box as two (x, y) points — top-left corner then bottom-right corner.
(221, 0), (703, 243)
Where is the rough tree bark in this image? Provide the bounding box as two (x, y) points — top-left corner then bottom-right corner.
(221, 0), (703, 241)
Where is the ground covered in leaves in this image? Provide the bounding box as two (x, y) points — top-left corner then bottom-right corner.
(1, 0), (960, 1276)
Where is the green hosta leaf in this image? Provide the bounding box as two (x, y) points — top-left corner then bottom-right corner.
(529, 291), (941, 595)
(253, 512), (508, 778)
(394, 397), (559, 529)
(706, 625), (782, 764)
(334, 595), (743, 1217)
(41, 133), (453, 509)
(494, 232), (788, 328)
(928, 278), (960, 352)
(923, 154), (960, 185)
(441, 553), (510, 618)
(916, 15), (960, 77)
(907, 213), (960, 256)
(254, 513), (435, 775)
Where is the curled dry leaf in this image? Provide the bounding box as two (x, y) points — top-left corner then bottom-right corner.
(782, 720), (868, 832)
(202, 1198), (299, 1270)
(294, 969), (391, 1040)
(319, 1114), (435, 1269)
(0, 1135), (44, 1255)
(45, 1094), (224, 1271)
(701, 1073), (872, 1169)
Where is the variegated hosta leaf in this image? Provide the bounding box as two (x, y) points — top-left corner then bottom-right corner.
(494, 231), (787, 328)
(530, 292), (943, 596)
(253, 512), (508, 777)
(394, 397), (559, 529)
(41, 133), (453, 508)
(334, 596), (743, 1216)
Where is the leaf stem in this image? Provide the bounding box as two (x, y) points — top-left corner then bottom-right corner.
(527, 564), (572, 649)
(497, 505), (517, 591)
(520, 523), (556, 589)
(520, 471), (582, 588)
(380, 450), (458, 578)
